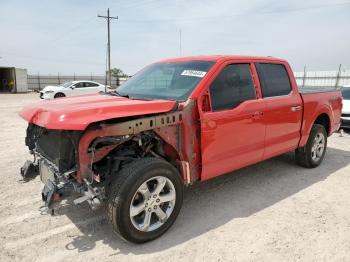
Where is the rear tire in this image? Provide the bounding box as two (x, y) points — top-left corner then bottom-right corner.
(107, 158), (183, 243)
(54, 93), (65, 98)
(295, 124), (327, 168)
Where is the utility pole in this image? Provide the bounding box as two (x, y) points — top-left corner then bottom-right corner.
(98, 8), (118, 90)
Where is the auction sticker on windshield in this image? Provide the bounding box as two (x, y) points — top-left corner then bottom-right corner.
(181, 70), (207, 78)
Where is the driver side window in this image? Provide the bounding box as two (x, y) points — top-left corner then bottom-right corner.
(209, 64), (256, 111)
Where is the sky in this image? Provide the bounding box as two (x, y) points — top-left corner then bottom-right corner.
(0, 0), (349, 75)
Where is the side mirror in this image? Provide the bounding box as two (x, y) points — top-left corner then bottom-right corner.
(71, 86), (75, 89)
(201, 93), (211, 112)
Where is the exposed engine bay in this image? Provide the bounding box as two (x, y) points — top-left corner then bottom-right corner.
(20, 111), (190, 211)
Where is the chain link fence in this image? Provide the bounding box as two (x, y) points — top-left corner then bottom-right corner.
(294, 66), (350, 89)
(27, 74), (129, 91)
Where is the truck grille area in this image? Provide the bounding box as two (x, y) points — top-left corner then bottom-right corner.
(26, 124), (82, 172)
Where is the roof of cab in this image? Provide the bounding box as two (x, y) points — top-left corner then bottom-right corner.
(159, 55), (287, 64)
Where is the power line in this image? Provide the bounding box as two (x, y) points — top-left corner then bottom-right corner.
(111, 0), (164, 10)
(98, 8), (118, 89)
(120, 1), (350, 23)
(48, 16), (97, 44)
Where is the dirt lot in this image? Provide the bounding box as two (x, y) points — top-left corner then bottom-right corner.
(0, 93), (349, 262)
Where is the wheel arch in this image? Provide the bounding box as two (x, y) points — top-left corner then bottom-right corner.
(54, 92), (66, 98)
(299, 104), (333, 147)
(77, 111), (186, 183)
(314, 113), (331, 135)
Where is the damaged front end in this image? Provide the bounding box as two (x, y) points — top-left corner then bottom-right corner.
(20, 124), (89, 209)
(20, 109), (193, 212)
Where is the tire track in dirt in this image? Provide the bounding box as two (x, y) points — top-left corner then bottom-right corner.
(4, 216), (106, 250)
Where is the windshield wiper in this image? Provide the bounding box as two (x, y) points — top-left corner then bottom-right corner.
(114, 90), (129, 98)
(103, 90), (129, 98)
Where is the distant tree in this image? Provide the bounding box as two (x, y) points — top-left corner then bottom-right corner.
(109, 68), (128, 78)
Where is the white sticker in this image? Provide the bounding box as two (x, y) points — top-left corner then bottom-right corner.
(181, 70), (207, 78)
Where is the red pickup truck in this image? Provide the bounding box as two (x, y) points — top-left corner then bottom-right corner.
(20, 55), (342, 243)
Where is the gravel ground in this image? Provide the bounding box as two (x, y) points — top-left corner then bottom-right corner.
(0, 93), (350, 262)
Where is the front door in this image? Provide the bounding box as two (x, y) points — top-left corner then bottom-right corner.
(70, 82), (86, 96)
(200, 63), (266, 181)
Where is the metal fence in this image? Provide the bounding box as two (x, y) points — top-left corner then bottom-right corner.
(28, 68), (350, 91)
(294, 67), (350, 89)
(27, 74), (129, 91)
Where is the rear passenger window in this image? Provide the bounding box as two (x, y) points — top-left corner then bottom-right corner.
(209, 64), (256, 111)
(256, 63), (292, 97)
(85, 82), (99, 87)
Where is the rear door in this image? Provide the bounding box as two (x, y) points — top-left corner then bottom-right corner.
(200, 62), (266, 180)
(84, 82), (102, 93)
(255, 63), (303, 159)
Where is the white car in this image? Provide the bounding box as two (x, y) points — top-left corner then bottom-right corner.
(40, 81), (108, 99)
(341, 85), (350, 129)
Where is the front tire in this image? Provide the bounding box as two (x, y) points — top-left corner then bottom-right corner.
(295, 124), (327, 168)
(107, 158), (183, 243)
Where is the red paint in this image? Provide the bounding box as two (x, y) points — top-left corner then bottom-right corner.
(261, 61), (303, 160)
(194, 56), (341, 181)
(200, 99), (266, 179)
(19, 94), (176, 130)
(19, 55), (342, 183)
(299, 91), (342, 147)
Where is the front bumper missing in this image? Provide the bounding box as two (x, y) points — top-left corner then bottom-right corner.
(20, 160), (39, 181)
(38, 160), (61, 208)
(20, 157), (103, 210)
(39, 159), (74, 209)
(20, 158), (76, 209)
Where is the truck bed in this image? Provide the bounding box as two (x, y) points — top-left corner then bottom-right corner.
(298, 86), (338, 94)
(298, 88), (342, 147)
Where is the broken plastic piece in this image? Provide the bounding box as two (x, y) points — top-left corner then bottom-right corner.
(20, 160), (39, 181)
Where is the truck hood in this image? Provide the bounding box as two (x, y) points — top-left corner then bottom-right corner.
(19, 93), (177, 130)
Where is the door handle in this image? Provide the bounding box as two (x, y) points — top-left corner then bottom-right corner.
(291, 106), (302, 112)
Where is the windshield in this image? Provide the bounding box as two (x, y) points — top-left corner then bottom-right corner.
(60, 81), (73, 88)
(116, 60), (215, 101)
(341, 87), (350, 100)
